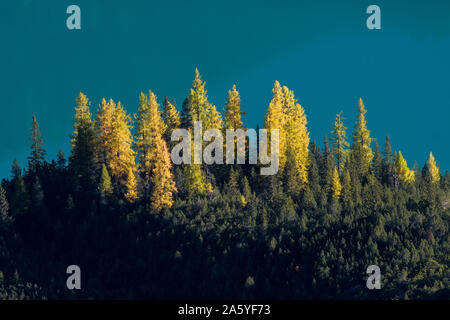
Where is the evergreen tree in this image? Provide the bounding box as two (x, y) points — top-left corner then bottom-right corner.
(180, 69), (220, 197)
(162, 96), (181, 145)
(382, 135), (394, 186)
(98, 164), (113, 197)
(69, 93), (97, 187)
(264, 81), (286, 170)
(393, 151), (415, 185)
(56, 150), (66, 169)
(383, 135), (393, 163)
(10, 175), (29, 217)
(224, 85), (244, 130)
(331, 166), (342, 199)
(0, 185), (9, 222)
(95, 98), (115, 166)
(351, 98), (373, 176)
(96, 99), (137, 192)
(124, 167), (138, 203)
(11, 159), (21, 179)
(284, 87), (309, 187)
(186, 68), (222, 130)
(427, 152), (440, 184)
(323, 136), (334, 193)
(180, 98), (191, 129)
(224, 167), (240, 198)
(373, 140), (383, 182)
(134, 91), (165, 190)
(341, 169), (353, 208)
(150, 138), (177, 212)
(183, 163), (210, 198)
(330, 112), (349, 173)
(28, 116), (47, 171)
(31, 176), (44, 207)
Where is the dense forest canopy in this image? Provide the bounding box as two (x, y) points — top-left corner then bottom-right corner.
(0, 70), (448, 299)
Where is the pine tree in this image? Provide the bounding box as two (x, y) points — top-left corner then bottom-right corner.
(56, 150), (66, 169)
(124, 167), (138, 203)
(183, 163), (209, 198)
(162, 96), (181, 145)
(224, 85), (244, 130)
(10, 175), (29, 217)
(98, 164), (113, 197)
(0, 185), (9, 222)
(284, 87), (309, 187)
(134, 91), (166, 190)
(351, 98), (373, 176)
(95, 98), (115, 166)
(28, 116), (47, 171)
(150, 138), (177, 212)
(134, 92), (177, 209)
(323, 136), (334, 193)
(264, 81), (286, 170)
(373, 141), (383, 181)
(341, 169), (353, 207)
(180, 97), (191, 129)
(69, 93), (97, 186)
(224, 167), (240, 198)
(186, 68), (222, 130)
(427, 152), (440, 184)
(31, 176), (44, 207)
(393, 151), (415, 185)
(180, 69), (221, 196)
(96, 99), (137, 191)
(331, 166), (342, 199)
(330, 112), (349, 173)
(11, 159), (21, 179)
(382, 135), (394, 186)
(223, 85), (246, 169)
(241, 176), (252, 203)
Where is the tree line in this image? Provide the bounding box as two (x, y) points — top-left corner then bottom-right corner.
(0, 69), (448, 299)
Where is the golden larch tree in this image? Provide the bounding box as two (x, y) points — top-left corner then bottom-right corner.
(394, 151), (415, 184)
(264, 81), (286, 170)
(283, 86), (309, 187)
(331, 166), (342, 199)
(150, 137), (177, 212)
(427, 152), (440, 184)
(162, 96), (181, 145)
(352, 98), (373, 176)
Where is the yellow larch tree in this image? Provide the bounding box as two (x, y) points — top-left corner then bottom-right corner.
(150, 137), (177, 212)
(95, 98), (115, 166)
(331, 166), (342, 199)
(134, 91), (166, 186)
(224, 84), (243, 130)
(180, 69), (219, 196)
(283, 86), (309, 187)
(95, 99), (137, 197)
(134, 90), (177, 210)
(352, 98), (373, 176)
(427, 152), (440, 184)
(394, 151), (415, 184)
(124, 167), (138, 203)
(264, 81), (286, 170)
(69, 93), (97, 185)
(162, 96), (181, 145)
(224, 84), (246, 163)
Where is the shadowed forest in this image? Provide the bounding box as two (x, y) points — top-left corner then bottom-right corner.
(0, 70), (448, 299)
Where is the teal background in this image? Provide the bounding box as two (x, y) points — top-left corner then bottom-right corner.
(0, 0), (449, 179)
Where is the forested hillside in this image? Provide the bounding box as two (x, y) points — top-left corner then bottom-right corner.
(0, 70), (448, 299)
